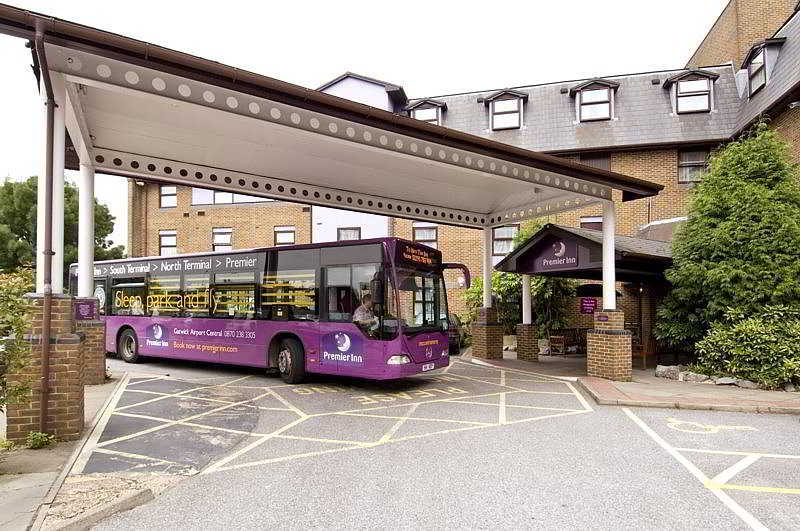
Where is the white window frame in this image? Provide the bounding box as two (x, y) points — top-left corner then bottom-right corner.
(579, 216), (604, 231)
(412, 222), (438, 249)
(410, 106), (440, 125)
(677, 148), (710, 184)
(748, 48), (766, 97)
(159, 185), (177, 208)
(676, 78), (712, 114)
(274, 225), (296, 246)
(336, 227), (361, 241)
(490, 97), (523, 131)
(578, 87), (613, 122)
(212, 227), (233, 252)
(159, 230), (177, 256)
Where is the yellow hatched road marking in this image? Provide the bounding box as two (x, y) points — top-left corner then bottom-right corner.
(706, 482), (800, 495)
(335, 411), (492, 426)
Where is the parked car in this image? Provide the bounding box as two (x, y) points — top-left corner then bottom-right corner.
(447, 313), (465, 355)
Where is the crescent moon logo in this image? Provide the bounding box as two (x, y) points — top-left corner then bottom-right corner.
(553, 241), (566, 258)
(153, 325), (163, 340)
(335, 333), (351, 352)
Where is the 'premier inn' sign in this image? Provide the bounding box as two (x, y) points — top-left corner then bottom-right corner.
(538, 238), (578, 271)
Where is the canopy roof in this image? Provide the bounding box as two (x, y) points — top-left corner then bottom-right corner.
(495, 224), (672, 281)
(0, 4), (662, 229)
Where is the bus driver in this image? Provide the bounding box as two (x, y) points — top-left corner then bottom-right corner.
(353, 294), (377, 328)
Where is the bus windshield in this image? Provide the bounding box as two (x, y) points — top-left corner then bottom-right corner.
(394, 267), (448, 336)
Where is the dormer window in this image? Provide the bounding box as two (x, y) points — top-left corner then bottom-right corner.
(677, 78), (711, 113)
(663, 70), (719, 115)
(405, 99), (447, 126)
(748, 49), (766, 96)
(741, 37), (786, 98)
(569, 79), (619, 122)
(491, 98), (522, 130)
(579, 87), (611, 121)
(478, 89), (528, 131)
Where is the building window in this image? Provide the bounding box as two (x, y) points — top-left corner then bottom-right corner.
(159, 186), (177, 208)
(580, 216), (603, 231)
(677, 78), (711, 113)
(411, 106), (439, 125)
(678, 148), (710, 183)
(191, 187), (271, 205)
(159, 230), (177, 256)
(412, 222), (438, 249)
(492, 225), (519, 265)
(274, 226), (296, 246)
(491, 98), (522, 130)
(337, 227), (361, 241)
(748, 49), (766, 96)
(579, 88), (611, 121)
(212, 227), (233, 252)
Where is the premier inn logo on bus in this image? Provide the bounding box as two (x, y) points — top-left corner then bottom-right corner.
(145, 324), (169, 348)
(321, 332), (364, 365)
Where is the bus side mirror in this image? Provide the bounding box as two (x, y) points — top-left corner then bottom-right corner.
(370, 278), (384, 305)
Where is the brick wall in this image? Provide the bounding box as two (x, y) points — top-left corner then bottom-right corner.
(687, 0), (796, 68)
(6, 295), (85, 442)
(772, 105), (800, 162)
(76, 320), (106, 385)
(587, 310), (632, 381)
(127, 183), (312, 257)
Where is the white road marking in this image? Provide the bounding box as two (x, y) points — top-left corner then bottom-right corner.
(713, 455), (761, 485)
(623, 408), (767, 531)
(676, 448), (800, 460)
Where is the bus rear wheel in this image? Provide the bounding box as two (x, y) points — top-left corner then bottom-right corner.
(277, 338), (305, 384)
(118, 329), (140, 363)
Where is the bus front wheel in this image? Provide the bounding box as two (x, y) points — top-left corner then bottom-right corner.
(118, 329), (140, 363)
(277, 338), (305, 384)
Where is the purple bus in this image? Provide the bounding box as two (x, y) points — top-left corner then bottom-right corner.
(69, 238), (469, 383)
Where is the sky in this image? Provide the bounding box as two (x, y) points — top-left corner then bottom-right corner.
(0, 0), (729, 250)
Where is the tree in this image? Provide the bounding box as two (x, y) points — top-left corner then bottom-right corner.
(465, 221), (575, 336)
(0, 268), (33, 411)
(655, 123), (800, 353)
(0, 176), (125, 278)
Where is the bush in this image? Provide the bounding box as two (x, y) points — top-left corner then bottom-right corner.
(0, 268), (33, 411)
(656, 123), (800, 353)
(695, 306), (800, 389)
(26, 431), (55, 449)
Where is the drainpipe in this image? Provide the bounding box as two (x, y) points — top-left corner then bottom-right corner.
(34, 20), (56, 434)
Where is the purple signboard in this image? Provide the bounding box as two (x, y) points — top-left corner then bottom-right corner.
(537, 238), (578, 272)
(580, 297), (598, 314)
(73, 299), (98, 321)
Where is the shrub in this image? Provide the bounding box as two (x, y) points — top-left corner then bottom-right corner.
(695, 306), (800, 389)
(656, 123), (800, 354)
(0, 268), (33, 411)
(26, 431), (55, 449)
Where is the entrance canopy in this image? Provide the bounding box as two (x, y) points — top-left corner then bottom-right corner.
(495, 224), (672, 281)
(0, 5), (661, 230)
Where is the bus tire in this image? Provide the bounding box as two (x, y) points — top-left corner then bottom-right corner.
(118, 329), (140, 363)
(277, 338), (305, 384)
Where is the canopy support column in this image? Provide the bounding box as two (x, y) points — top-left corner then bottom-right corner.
(77, 164), (95, 297)
(482, 227), (492, 308)
(50, 73), (67, 294)
(472, 226), (502, 359)
(602, 200), (616, 310)
(586, 199), (632, 381)
(517, 274), (538, 361)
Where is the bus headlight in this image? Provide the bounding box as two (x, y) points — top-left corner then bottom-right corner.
(387, 355), (411, 365)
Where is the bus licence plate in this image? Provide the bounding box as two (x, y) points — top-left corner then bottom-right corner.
(422, 363), (435, 372)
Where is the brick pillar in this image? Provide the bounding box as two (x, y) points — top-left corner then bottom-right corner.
(587, 309), (632, 382)
(516, 324), (538, 361)
(73, 297), (106, 385)
(5, 294), (85, 443)
(471, 307), (503, 359)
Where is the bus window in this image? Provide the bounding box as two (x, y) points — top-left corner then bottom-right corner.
(212, 272), (255, 319)
(148, 275), (182, 317)
(111, 277), (146, 316)
(184, 274), (210, 317)
(260, 269), (317, 321)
